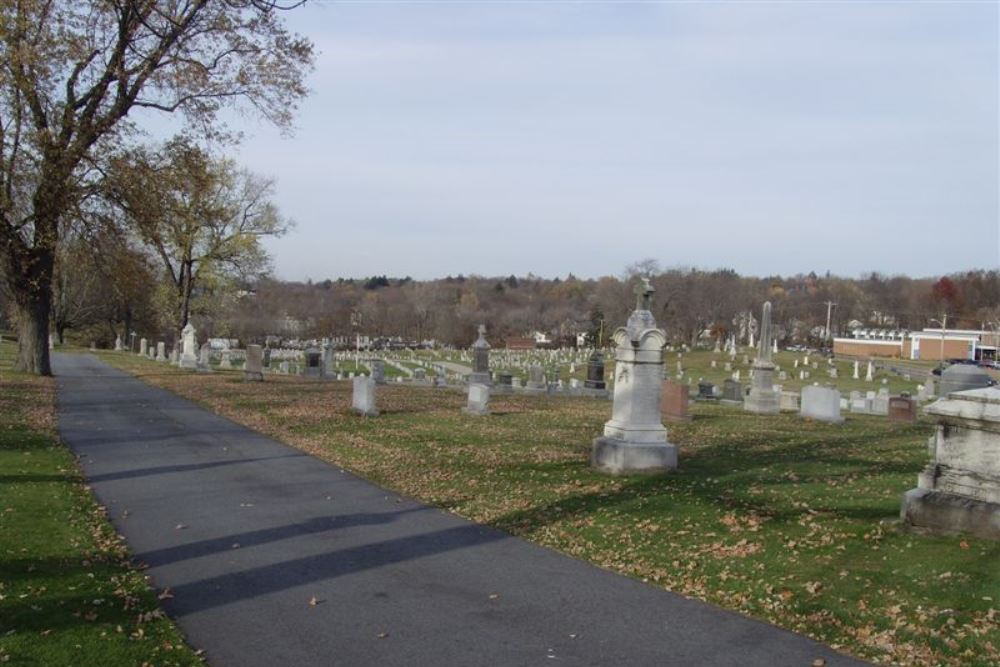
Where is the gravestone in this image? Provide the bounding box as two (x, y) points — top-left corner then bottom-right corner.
(720, 379), (744, 405)
(468, 324), (491, 386)
(219, 349), (232, 369)
(526, 365), (546, 393)
(303, 347), (323, 377)
(592, 278), (677, 474)
(697, 381), (716, 400)
(170, 345), (179, 365)
(114, 335), (123, 351)
(920, 377), (936, 400)
(179, 323), (198, 369)
(197, 343), (212, 373)
(744, 302), (780, 414)
(323, 341), (335, 376)
(661, 380), (691, 422)
(463, 383), (490, 416)
(939, 365), (991, 397)
(872, 388), (890, 416)
(352, 376), (378, 416)
(243, 344), (264, 381)
(849, 390), (867, 413)
(901, 386), (1000, 539)
(865, 361), (874, 382)
(584, 351), (606, 390)
(495, 372), (513, 394)
(779, 391), (800, 412)
(413, 368), (427, 381)
(800, 386), (844, 423)
(155, 341), (166, 362)
(888, 395), (916, 423)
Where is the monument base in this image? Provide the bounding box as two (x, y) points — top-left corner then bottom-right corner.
(591, 437), (677, 475)
(468, 372), (491, 386)
(462, 406), (489, 416)
(744, 389), (780, 414)
(900, 488), (1000, 540)
(179, 358), (197, 370)
(243, 371), (263, 382)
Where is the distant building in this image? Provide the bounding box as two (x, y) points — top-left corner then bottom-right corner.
(505, 337), (536, 350)
(833, 328), (999, 362)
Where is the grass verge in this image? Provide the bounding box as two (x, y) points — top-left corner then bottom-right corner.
(0, 341), (203, 667)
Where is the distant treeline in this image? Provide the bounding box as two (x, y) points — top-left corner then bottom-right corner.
(220, 268), (1000, 348)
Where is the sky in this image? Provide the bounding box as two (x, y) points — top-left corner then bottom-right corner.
(147, 1), (1000, 282)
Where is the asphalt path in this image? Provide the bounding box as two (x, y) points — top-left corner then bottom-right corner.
(54, 353), (867, 667)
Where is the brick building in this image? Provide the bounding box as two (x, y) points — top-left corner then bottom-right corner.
(833, 328), (998, 362)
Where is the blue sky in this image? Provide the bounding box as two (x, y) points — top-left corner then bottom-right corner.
(175, 1), (1000, 281)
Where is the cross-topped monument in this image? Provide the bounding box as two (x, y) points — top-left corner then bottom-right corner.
(477, 323), (487, 339)
(634, 277), (654, 311)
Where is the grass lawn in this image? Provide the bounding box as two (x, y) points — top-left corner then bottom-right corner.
(0, 341), (203, 667)
(99, 350), (1000, 666)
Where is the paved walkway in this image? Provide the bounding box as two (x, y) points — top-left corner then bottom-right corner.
(54, 354), (866, 667)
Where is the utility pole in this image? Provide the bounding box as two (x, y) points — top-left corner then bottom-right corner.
(824, 301), (837, 343)
(940, 313), (947, 367)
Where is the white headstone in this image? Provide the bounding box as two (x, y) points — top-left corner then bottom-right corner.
(800, 386), (844, 423)
(463, 383), (490, 416)
(352, 376), (378, 416)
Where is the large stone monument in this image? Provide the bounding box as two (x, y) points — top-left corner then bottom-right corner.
(179, 323), (198, 369)
(244, 344), (264, 381)
(900, 386), (1000, 539)
(939, 364), (992, 397)
(468, 324), (491, 386)
(744, 301), (779, 414)
(591, 279), (677, 474)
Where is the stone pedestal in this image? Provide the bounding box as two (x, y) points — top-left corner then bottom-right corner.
(900, 387), (1000, 539)
(591, 279), (677, 475)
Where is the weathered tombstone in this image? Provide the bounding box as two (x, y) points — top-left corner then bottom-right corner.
(720, 378), (743, 405)
(262, 347), (272, 369)
(179, 323), (198, 369)
(888, 395), (916, 423)
(921, 377), (936, 400)
(323, 341), (335, 376)
(584, 351), (606, 390)
(872, 388), (890, 416)
(352, 376), (378, 416)
(900, 386), (1000, 539)
(243, 344), (264, 381)
(303, 347), (323, 377)
(592, 278), (677, 474)
(413, 368), (427, 381)
(865, 361), (874, 382)
(279, 360), (290, 374)
(469, 324), (491, 386)
(853, 360), (860, 380)
(219, 349), (233, 369)
(849, 390), (867, 413)
(779, 391), (800, 412)
(370, 359), (386, 385)
(197, 343), (212, 373)
(114, 335), (123, 351)
(778, 370), (788, 381)
(724, 362), (733, 372)
(744, 302), (779, 414)
(800, 386), (844, 423)
(89, 341), (97, 351)
(495, 372), (513, 394)
(170, 345), (180, 365)
(697, 381), (715, 400)
(526, 365), (546, 393)
(155, 341), (167, 362)
(511, 376), (522, 389)
(463, 383), (490, 416)
(661, 380), (691, 422)
(939, 365), (991, 397)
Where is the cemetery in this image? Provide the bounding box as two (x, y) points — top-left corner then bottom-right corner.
(0, 2), (997, 666)
(83, 296), (1000, 666)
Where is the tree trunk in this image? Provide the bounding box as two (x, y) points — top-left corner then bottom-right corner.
(14, 288), (52, 375)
